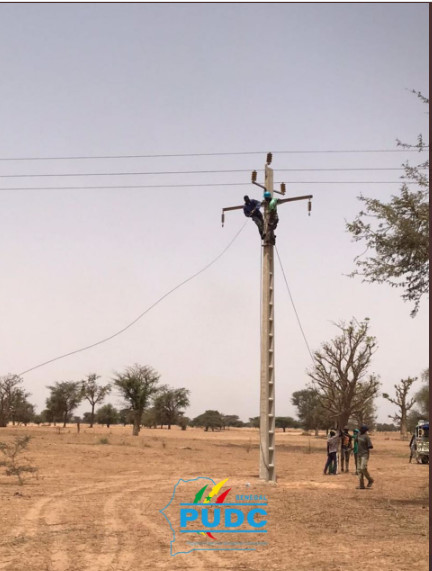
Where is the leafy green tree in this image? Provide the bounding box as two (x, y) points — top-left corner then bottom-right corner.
(46, 381), (83, 428)
(291, 388), (333, 435)
(80, 374), (111, 428)
(275, 417), (299, 432)
(347, 92), (429, 317)
(192, 410), (224, 431)
(119, 408), (134, 426)
(248, 417), (260, 428)
(154, 386), (190, 429)
(308, 318), (380, 430)
(0, 375), (26, 427)
(222, 414), (245, 428)
(383, 378), (417, 436)
(113, 364), (161, 436)
(95, 404), (119, 428)
(11, 399), (35, 426)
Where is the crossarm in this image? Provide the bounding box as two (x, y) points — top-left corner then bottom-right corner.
(221, 204), (244, 226)
(278, 194), (313, 205)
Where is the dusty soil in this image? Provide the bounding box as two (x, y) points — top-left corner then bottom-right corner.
(0, 425), (428, 571)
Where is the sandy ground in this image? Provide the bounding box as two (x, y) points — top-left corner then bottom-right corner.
(0, 425), (428, 571)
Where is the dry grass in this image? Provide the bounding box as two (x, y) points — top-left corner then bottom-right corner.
(0, 425), (428, 571)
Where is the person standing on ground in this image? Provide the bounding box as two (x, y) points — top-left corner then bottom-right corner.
(357, 425), (374, 489)
(243, 195), (264, 238)
(341, 428), (353, 472)
(353, 428), (360, 474)
(324, 430), (341, 475)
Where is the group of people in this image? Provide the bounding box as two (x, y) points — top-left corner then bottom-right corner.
(243, 193), (279, 244)
(324, 425), (374, 490)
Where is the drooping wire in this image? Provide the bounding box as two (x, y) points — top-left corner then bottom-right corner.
(275, 246), (315, 364)
(18, 222), (248, 376)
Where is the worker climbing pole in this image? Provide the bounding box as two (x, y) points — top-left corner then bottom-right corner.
(221, 153), (313, 482)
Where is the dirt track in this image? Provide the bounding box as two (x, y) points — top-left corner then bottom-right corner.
(0, 425), (428, 571)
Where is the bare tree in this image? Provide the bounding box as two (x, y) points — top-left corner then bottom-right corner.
(383, 377), (417, 437)
(308, 318), (380, 429)
(80, 373), (111, 428)
(113, 364), (161, 436)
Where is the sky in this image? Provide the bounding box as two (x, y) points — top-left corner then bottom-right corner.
(0, 4), (429, 424)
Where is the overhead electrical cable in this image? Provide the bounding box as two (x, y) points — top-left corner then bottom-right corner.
(275, 246), (315, 364)
(0, 167), (424, 179)
(18, 221), (248, 376)
(0, 148), (427, 162)
(0, 181), (420, 192)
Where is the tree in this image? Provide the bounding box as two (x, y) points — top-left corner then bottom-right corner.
(191, 410), (224, 432)
(0, 375), (26, 427)
(347, 93), (429, 317)
(248, 417), (260, 428)
(113, 364), (161, 436)
(275, 417), (300, 432)
(350, 397), (377, 430)
(142, 407), (158, 428)
(376, 423), (399, 432)
(291, 388), (333, 435)
(11, 399), (35, 426)
(119, 408), (134, 427)
(46, 381), (83, 428)
(153, 386), (190, 429)
(222, 414), (245, 428)
(383, 378), (417, 436)
(95, 404), (119, 428)
(307, 318), (380, 430)
(407, 368), (429, 431)
(80, 373), (111, 428)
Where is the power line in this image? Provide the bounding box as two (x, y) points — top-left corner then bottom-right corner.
(0, 181), (420, 192)
(17, 221), (248, 376)
(275, 246), (315, 364)
(0, 148), (428, 162)
(0, 167), (424, 179)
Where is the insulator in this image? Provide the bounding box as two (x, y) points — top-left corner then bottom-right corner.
(281, 183), (286, 195)
(266, 152), (272, 165)
(221, 211), (225, 227)
(308, 200), (312, 216)
(251, 170), (257, 183)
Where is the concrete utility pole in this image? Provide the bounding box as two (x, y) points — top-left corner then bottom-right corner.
(222, 153), (312, 482)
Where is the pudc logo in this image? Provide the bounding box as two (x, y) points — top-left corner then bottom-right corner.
(160, 477), (268, 555)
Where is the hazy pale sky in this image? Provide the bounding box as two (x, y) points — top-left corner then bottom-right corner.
(0, 4), (428, 423)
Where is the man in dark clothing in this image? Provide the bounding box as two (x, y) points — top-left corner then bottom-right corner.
(341, 428), (353, 472)
(357, 425), (374, 489)
(243, 195), (264, 238)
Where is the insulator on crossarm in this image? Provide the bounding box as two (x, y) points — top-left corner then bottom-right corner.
(251, 170), (257, 183)
(266, 152), (272, 165)
(281, 183), (286, 195)
(221, 211), (225, 227)
(308, 200), (312, 216)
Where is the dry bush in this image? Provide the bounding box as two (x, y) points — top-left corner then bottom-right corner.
(0, 435), (38, 485)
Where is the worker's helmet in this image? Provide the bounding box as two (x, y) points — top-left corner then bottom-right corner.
(264, 191), (271, 200)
